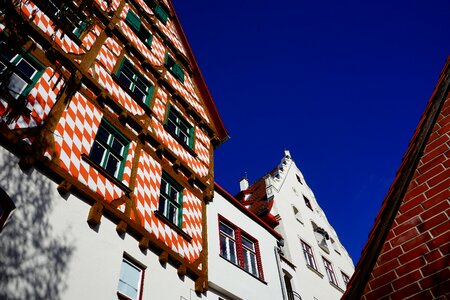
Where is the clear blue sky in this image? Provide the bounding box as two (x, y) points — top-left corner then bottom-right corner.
(172, 0), (450, 263)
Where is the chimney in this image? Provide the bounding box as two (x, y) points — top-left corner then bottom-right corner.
(239, 177), (249, 191)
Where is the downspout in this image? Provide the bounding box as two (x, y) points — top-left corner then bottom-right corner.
(274, 242), (287, 300)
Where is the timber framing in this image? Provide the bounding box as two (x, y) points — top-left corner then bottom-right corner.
(0, 0), (227, 292)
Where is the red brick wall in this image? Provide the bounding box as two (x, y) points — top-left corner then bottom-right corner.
(361, 91), (450, 300)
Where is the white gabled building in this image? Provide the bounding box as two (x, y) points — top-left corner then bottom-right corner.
(207, 184), (285, 300)
(235, 150), (354, 300)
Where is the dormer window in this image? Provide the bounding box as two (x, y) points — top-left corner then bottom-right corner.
(125, 9), (153, 48)
(165, 54), (185, 83)
(145, 0), (170, 25)
(303, 195), (313, 211)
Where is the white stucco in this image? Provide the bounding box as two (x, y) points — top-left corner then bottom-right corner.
(0, 147), (203, 300)
(268, 151), (355, 300)
(206, 189), (284, 300)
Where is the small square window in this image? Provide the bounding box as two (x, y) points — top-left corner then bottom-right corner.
(116, 59), (154, 105)
(125, 10), (153, 48)
(303, 196), (313, 211)
(0, 41), (44, 99)
(166, 105), (194, 149)
(165, 54), (185, 83)
(89, 120), (130, 180)
(117, 257), (144, 300)
(158, 172), (184, 227)
(154, 4), (169, 24)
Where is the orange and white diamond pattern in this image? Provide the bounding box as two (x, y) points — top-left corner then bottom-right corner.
(93, 62), (146, 116)
(21, 2), (84, 55)
(105, 37), (123, 57)
(54, 92), (126, 202)
(152, 116), (209, 178)
(5, 67), (63, 130)
(152, 89), (169, 123)
(134, 150), (203, 263)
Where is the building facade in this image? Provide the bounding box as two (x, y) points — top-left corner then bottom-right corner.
(0, 0), (227, 299)
(343, 58), (450, 300)
(236, 151), (355, 300)
(207, 184), (285, 300)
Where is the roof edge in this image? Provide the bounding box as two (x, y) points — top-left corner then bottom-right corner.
(167, 0), (229, 143)
(342, 56), (450, 299)
(214, 182), (283, 240)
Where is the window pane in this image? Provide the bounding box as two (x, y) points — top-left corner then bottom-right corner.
(111, 137), (125, 156)
(158, 195), (166, 215)
(16, 58), (37, 79)
(8, 73), (28, 98)
(228, 239), (237, 264)
(219, 222), (234, 238)
(105, 153), (119, 176)
(168, 187), (179, 202)
(90, 141), (106, 165)
(118, 259), (140, 300)
(167, 202), (177, 224)
(242, 236), (254, 250)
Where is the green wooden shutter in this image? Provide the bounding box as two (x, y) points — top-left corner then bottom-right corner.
(155, 5), (169, 25)
(125, 10), (141, 32)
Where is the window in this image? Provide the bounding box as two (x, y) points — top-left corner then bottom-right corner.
(323, 258), (338, 286)
(165, 54), (185, 83)
(117, 257), (144, 300)
(301, 240), (318, 270)
(219, 221), (237, 265)
(296, 174), (302, 184)
(219, 217), (264, 279)
(145, 0), (170, 25)
(166, 105), (194, 148)
(0, 188), (15, 233)
(89, 120), (129, 180)
(292, 205), (303, 223)
(158, 172), (183, 227)
(33, 0), (88, 37)
(0, 41), (44, 99)
(117, 59), (154, 105)
(341, 272), (350, 287)
(125, 10), (153, 47)
(303, 195), (313, 211)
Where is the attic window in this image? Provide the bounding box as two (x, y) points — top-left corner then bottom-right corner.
(303, 196), (313, 211)
(292, 205), (303, 224)
(165, 54), (185, 83)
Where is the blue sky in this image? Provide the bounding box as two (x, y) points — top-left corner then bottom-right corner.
(172, 0), (450, 263)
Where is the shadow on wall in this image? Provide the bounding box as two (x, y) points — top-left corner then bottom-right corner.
(0, 150), (73, 300)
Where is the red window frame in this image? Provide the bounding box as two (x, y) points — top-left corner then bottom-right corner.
(218, 215), (264, 280)
(117, 256), (146, 300)
(0, 188), (15, 232)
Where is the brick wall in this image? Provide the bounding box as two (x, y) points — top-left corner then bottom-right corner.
(361, 90), (450, 300)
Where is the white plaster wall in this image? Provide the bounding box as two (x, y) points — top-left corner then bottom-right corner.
(270, 155), (355, 300)
(207, 190), (284, 300)
(0, 147), (202, 300)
